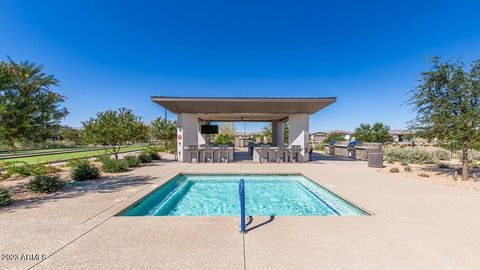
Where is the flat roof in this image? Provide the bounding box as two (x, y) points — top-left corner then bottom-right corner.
(151, 96), (336, 121)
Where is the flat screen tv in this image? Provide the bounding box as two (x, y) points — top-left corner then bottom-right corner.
(201, 125), (219, 134)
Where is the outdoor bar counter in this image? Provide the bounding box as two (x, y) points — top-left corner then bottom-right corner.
(183, 146), (234, 162)
(252, 146), (303, 162)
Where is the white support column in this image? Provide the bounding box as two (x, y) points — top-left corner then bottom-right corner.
(197, 120), (208, 145)
(288, 114), (309, 162)
(176, 113), (199, 162)
(272, 120), (285, 146)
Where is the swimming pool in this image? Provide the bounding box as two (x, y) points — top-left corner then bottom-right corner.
(120, 174), (368, 216)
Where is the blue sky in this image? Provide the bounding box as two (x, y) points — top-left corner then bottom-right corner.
(1, 0), (480, 133)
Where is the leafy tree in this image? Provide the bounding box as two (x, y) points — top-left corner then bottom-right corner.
(219, 123), (237, 137)
(136, 122), (151, 144)
(59, 126), (83, 145)
(33, 91), (68, 144)
(150, 117), (176, 149)
(0, 58), (68, 150)
(323, 132), (346, 143)
(409, 57), (480, 180)
(214, 123), (236, 145)
(214, 133), (234, 145)
(403, 132), (417, 142)
(354, 122), (392, 143)
(262, 125), (272, 143)
(0, 62), (13, 90)
(82, 108), (147, 159)
(252, 132), (263, 143)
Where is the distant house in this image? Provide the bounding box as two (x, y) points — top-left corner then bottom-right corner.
(45, 126), (83, 142)
(389, 129), (413, 142)
(389, 129), (432, 144)
(309, 130), (354, 146)
(309, 131), (329, 144)
(328, 130), (355, 141)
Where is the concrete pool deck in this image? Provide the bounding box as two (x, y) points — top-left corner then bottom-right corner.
(1, 158), (480, 269)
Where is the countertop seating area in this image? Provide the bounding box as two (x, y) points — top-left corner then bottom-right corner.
(253, 144), (303, 163)
(185, 144), (304, 163)
(185, 145), (234, 163)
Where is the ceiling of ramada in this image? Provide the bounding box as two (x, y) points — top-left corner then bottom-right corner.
(151, 96), (336, 121)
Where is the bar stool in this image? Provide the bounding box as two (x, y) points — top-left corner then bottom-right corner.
(187, 145), (200, 163)
(276, 145), (289, 163)
(290, 145), (302, 162)
(202, 145), (215, 163)
(217, 145), (229, 163)
(259, 145), (271, 163)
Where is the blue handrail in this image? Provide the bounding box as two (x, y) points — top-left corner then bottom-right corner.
(239, 178), (246, 234)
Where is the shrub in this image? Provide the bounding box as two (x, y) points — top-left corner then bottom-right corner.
(138, 153), (152, 163)
(315, 144), (325, 151)
(124, 155), (141, 167)
(45, 165), (62, 174)
(437, 163), (450, 169)
(0, 161), (60, 179)
(0, 162), (16, 179)
(94, 155), (110, 163)
(214, 133), (234, 145)
(101, 158), (129, 173)
(431, 149), (451, 161)
(387, 158), (394, 164)
(0, 187), (13, 206)
(166, 144), (176, 154)
(27, 175), (64, 193)
(400, 160), (408, 166)
(390, 167), (400, 173)
(453, 149), (480, 161)
(471, 149), (480, 161)
(141, 146), (162, 160)
(383, 148), (437, 164)
(5, 161), (31, 176)
(66, 158), (89, 167)
(70, 161), (100, 181)
(418, 173), (430, 178)
(404, 166), (412, 172)
(150, 152), (161, 160)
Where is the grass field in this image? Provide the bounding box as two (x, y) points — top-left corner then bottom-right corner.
(1, 145), (147, 164)
(0, 147), (96, 157)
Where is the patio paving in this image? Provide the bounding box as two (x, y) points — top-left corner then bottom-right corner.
(1, 157), (480, 269)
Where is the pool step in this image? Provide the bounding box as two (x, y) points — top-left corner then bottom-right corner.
(148, 180), (192, 215)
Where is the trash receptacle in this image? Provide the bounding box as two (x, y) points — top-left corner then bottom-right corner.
(248, 142), (254, 155)
(348, 147), (356, 159)
(368, 151), (383, 168)
(347, 141), (358, 160)
(329, 140), (336, 155)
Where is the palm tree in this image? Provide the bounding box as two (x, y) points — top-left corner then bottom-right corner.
(0, 58), (67, 150)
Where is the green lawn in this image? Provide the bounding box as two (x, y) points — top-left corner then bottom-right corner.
(0, 147), (96, 157)
(1, 145), (147, 164)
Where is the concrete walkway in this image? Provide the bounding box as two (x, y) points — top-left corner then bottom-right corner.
(1, 158), (480, 269)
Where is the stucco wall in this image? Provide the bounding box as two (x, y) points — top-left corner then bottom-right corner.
(177, 113), (199, 162)
(288, 114), (309, 162)
(325, 142), (382, 161)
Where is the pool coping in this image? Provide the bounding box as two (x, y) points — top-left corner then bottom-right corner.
(115, 172), (373, 217)
(5, 159), (480, 269)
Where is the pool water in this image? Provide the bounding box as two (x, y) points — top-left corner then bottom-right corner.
(121, 174), (368, 216)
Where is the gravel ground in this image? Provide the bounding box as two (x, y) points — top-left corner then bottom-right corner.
(0, 151), (176, 210)
(378, 160), (480, 192)
(0, 161), (135, 209)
